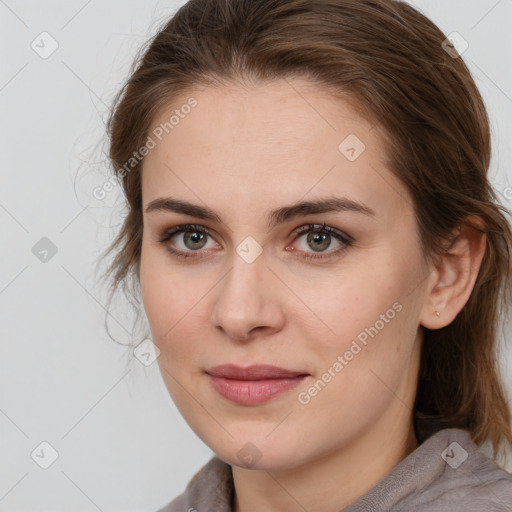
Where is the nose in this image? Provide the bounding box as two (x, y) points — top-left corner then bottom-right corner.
(210, 249), (285, 343)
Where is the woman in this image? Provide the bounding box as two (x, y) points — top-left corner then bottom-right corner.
(98, 0), (512, 510)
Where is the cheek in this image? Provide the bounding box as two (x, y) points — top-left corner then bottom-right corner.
(296, 282), (417, 419)
(139, 255), (212, 364)
(301, 261), (415, 367)
(140, 247), (183, 341)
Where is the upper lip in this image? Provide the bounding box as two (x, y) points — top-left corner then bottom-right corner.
(206, 364), (308, 380)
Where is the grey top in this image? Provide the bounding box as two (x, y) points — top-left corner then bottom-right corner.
(157, 428), (512, 511)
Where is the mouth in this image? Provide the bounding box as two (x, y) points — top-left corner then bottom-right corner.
(205, 364), (309, 405)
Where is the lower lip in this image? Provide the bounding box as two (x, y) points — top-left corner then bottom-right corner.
(207, 374), (307, 405)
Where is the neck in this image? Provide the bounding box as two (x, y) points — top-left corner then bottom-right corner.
(232, 416), (419, 512)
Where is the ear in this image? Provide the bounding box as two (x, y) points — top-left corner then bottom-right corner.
(419, 216), (486, 329)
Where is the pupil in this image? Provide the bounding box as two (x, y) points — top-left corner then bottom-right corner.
(186, 231), (206, 249)
(308, 231), (330, 252)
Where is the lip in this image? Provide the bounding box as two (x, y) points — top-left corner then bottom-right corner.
(206, 364), (309, 405)
(206, 364), (308, 380)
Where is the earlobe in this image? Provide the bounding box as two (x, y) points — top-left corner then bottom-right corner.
(419, 217), (486, 330)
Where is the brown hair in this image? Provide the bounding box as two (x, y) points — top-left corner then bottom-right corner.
(97, 0), (512, 462)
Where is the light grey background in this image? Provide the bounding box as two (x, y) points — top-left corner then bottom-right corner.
(1, 1), (511, 510)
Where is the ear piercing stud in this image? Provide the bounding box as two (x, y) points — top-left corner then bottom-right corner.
(435, 310), (440, 317)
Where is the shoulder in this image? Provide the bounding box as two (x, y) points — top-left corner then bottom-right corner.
(155, 456), (233, 512)
(398, 428), (512, 511)
(344, 428), (512, 512)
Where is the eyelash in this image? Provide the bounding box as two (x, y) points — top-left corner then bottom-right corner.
(157, 223), (353, 261)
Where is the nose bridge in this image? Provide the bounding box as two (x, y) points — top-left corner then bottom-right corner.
(211, 243), (282, 339)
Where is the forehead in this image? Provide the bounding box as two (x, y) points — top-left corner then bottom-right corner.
(146, 77), (375, 159)
(141, 78), (409, 222)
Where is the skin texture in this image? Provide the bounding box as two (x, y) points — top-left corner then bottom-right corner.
(139, 78), (486, 512)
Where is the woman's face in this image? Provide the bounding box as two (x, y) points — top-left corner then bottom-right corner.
(139, 78), (431, 470)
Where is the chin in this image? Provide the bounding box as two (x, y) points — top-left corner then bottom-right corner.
(207, 436), (308, 472)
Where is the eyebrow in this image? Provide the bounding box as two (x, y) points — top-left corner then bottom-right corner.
(144, 196), (376, 229)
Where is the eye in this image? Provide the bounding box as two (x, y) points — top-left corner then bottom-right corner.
(289, 223), (352, 261)
(158, 222), (352, 261)
(158, 224), (218, 259)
